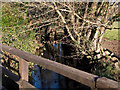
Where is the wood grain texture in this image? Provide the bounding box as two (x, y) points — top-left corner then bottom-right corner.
(19, 58), (28, 81)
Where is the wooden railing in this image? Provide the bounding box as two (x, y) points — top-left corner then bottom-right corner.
(0, 44), (119, 89)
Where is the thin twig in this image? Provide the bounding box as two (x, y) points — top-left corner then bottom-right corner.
(53, 2), (77, 43)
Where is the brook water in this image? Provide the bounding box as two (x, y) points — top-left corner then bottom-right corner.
(30, 43), (91, 89)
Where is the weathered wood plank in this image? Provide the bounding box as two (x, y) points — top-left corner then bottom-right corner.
(19, 58), (28, 89)
(1, 44), (119, 89)
(19, 58), (28, 82)
(0, 64), (37, 89)
(19, 80), (38, 89)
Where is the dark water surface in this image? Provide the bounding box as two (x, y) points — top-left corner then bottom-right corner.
(30, 43), (91, 89)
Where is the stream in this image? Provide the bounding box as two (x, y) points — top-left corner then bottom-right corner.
(30, 43), (91, 89)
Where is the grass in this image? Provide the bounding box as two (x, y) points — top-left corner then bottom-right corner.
(2, 3), (39, 54)
(2, 3), (28, 27)
(103, 21), (120, 40)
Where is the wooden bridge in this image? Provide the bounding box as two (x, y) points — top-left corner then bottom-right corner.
(0, 44), (119, 89)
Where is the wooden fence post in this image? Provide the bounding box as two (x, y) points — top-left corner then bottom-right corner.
(19, 58), (28, 89)
(1, 44), (119, 89)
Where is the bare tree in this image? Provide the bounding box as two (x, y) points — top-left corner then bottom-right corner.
(21, 1), (119, 59)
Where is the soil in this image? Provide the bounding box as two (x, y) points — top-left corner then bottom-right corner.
(101, 38), (120, 58)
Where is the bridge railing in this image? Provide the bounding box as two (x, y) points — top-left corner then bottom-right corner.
(0, 44), (119, 89)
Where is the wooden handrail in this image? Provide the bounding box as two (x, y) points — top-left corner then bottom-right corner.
(0, 64), (37, 89)
(1, 44), (119, 89)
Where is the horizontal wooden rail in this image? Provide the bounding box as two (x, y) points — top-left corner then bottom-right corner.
(1, 44), (119, 89)
(0, 64), (37, 89)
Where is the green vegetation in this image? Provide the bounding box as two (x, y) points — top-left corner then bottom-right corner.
(104, 22), (120, 40)
(2, 2), (40, 75)
(2, 3), (39, 54)
(94, 59), (120, 81)
(2, 3), (28, 27)
(1, 2), (120, 82)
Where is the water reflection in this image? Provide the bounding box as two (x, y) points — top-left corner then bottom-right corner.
(31, 43), (66, 89)
(31, 43), (91, 89)
(31, 65), (66, 89)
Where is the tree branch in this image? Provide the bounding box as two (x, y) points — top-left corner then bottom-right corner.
(53, 2), (77, 43)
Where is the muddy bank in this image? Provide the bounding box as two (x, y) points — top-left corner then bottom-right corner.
(101, 38), (119, 58)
